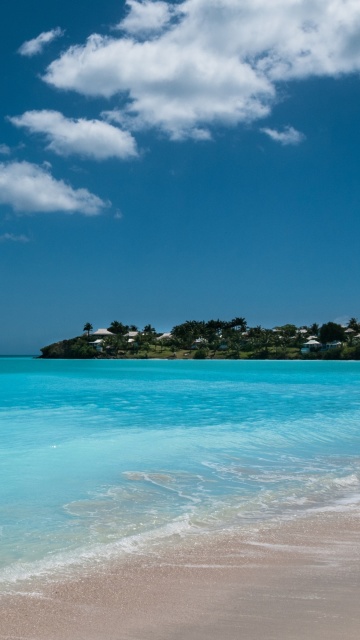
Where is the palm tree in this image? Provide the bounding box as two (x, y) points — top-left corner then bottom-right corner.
(310, 323), (319, 336)
(83, 322), (93, 337)
(143, 324), (156, 334)
(108, 320), (128, 335)
(348, 317), (359, 331)
(206, 319), (226, 335)
(172, 320), (205, 349)
(228, 317), (247, 332)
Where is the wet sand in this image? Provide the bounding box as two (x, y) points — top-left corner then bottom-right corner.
(1, 507), (360, 640)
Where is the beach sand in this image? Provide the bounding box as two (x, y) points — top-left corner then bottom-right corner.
(1, 507), (359, 640)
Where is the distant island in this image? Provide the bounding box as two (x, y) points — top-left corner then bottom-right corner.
(39, 318), (360, 360)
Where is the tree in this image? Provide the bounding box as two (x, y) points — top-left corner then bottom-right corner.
(247, 325), (263, 338)
(171, 320), (207, 349)
(70, 339), (97, 359)
(319, 322), (345, 344)
(193, 347), (208, 359)
(143, 324), (156, 334)
(107, 320), (128, 335)
(41, 336), (96, 359)
(103, 334), (127, 355)
(310, 323), (319, 336)
(227, 330), (245, 358)
(206, 319), (226, 336)
(276, 324), (297, 337)
(348, 317), (359, 331)
(228, 317), (247, 331)
(83, 322), (93, 337)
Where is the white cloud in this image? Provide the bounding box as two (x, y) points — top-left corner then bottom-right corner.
(18, 27), (64, 57)
(0, 233), (31, 243)
(0, 161), (107, 215)
(43, 0), (360, 139)
(261, 126), (305, 146)
(117, 0), (174, 35)
(0, 144), (11, 155)
(9, 110), (138, 160)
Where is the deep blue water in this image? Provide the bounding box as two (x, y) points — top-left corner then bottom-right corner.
(0, 359), (359, 585)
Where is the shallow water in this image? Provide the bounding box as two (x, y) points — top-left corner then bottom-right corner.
(0, 358), (359, 586)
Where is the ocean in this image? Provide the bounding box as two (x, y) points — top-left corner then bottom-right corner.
(1, 358), (359, 589)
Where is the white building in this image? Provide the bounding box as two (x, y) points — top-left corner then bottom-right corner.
(92, 328), (115, 337)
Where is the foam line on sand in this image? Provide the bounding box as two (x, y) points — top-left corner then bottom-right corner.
(1, 508), (360, 640)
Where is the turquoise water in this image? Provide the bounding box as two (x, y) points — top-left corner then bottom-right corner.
(0, 358), (360, 585)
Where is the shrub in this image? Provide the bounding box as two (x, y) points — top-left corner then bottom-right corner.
(342, 345), (360, 360)
(321, 348), (342, 360)
(193, 348), (208, 359)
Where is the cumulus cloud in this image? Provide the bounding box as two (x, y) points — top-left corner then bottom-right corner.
(43, 0), (360, 139)
(261, 126), (305, 146)
(18, 27), (64, 57)
(9, 110), (138, 160)
(0, 144), (11, 155)
(117, 0), (174, 35)
(0, 233), (30, 243)
(0, 161), (107, 215)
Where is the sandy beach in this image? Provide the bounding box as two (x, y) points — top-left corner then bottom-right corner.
(1, 506), (359, 640)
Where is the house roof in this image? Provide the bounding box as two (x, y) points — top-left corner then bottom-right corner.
(92, 328), (114, 336)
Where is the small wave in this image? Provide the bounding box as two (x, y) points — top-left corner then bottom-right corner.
(0, 515), (194, 589)
(333, 474), (359, 488)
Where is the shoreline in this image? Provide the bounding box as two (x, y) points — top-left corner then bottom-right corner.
(1, 507), (360, 639)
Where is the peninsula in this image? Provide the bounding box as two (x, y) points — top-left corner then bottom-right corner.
(40, 317), (360, 360)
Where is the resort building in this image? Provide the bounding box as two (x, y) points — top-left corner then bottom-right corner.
(92, 328), (115, 337)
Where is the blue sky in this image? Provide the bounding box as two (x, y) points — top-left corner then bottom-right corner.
(1, 0), (360, 354)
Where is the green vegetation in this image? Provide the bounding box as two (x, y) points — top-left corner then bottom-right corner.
(39, 317), (360, 360)
(83, 322), (93, 337)
(40, 337), (97, 359)
(319, 322), (345, 344)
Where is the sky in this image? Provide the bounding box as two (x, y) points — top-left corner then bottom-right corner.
(1, 0), (360, 354)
